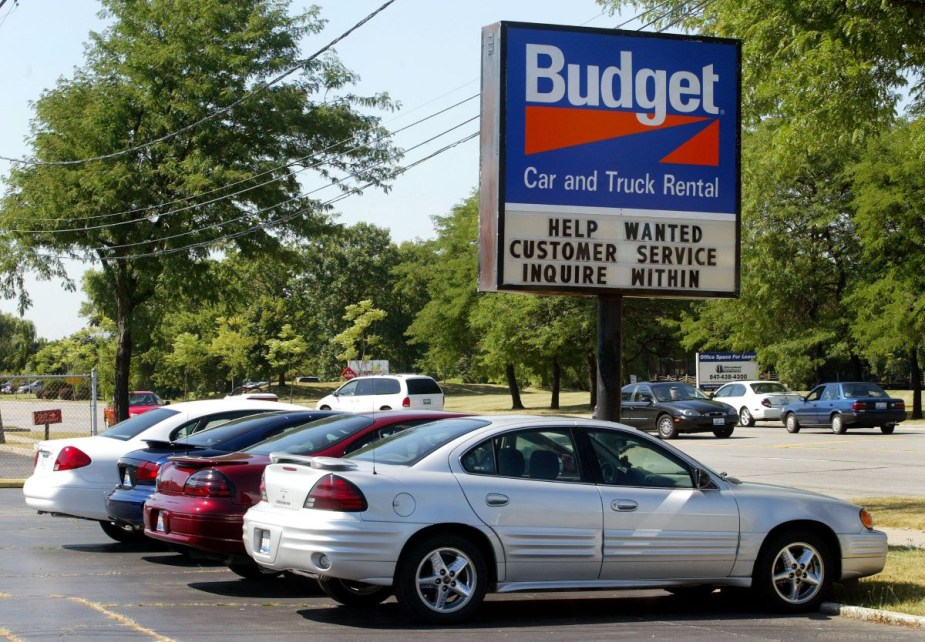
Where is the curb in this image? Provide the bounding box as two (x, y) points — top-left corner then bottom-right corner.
(821, 602), (925, 629)
(0, 479), (25, 488)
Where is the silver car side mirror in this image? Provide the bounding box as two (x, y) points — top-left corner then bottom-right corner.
(694, 467), (716, 490)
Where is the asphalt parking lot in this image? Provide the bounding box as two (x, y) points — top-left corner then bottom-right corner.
(2, 424), (924, 640)
(665, 421), (925, 501)
(2, 486), (924, 642)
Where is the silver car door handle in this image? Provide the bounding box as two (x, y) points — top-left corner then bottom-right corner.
(611, 499), (638, 512)
(486, 493), (510, 507)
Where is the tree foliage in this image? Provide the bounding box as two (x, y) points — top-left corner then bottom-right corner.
(599, 0), (925, 387)
(0, 312), (39, 373)
(851, 117), (925, 415)
(332, 299), (386, 364)
(0, 0), (399, 421)
(402, 193), (481, 380)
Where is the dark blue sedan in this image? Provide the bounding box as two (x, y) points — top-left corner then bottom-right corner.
(105, 409), (340, 534)
(780, 382), (905, 434)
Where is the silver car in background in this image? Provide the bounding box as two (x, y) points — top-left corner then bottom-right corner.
(243, 415), (887, 624)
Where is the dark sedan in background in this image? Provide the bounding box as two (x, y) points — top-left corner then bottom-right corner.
(780, 382), (906, 434)
(620, 381), (738, 439)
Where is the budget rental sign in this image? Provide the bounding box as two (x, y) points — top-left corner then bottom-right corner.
(479, 22), (741, 297)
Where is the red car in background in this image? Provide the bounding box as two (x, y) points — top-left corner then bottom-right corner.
(143, 410), (469, 578)
(104, 391), (169, 427)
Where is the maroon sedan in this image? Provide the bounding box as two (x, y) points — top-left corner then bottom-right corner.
(144, 410), (468, 578)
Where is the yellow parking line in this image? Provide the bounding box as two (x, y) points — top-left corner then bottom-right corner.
(61, 596), (178, 642)
(0, 628), (25, 642)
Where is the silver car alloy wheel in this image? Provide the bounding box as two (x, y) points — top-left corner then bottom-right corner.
(414, 545), (477, 614)
(768, 540), (825, 606)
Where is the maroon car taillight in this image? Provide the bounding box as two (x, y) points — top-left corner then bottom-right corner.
(54, 446), (92, 471)
(761, 398), (772, 408)
(304, 474), (367, 511)
(183, 469), (235, 497)
(136, 461), (160, 484)
(259, 471), (267, 502)
(896, 401), (905, 411)
(402, 396), (411, 408)
(852, 401), (866, 411)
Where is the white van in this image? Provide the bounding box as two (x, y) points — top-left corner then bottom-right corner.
(315, 374), (444, 412)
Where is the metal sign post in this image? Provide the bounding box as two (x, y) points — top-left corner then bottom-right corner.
(596, 295), (623, 422)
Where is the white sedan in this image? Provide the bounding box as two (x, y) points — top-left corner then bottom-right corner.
(243, 415), (887, 624)
(711, 380), (802, 426)
(23, 397), (303, 542)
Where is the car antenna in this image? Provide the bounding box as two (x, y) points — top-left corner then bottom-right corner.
(372, 438), (377, 475)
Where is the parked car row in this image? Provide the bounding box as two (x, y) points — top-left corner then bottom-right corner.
(1, 379), (44, 394)
(710, 380), (906, 435)
(21, 395), (889, 625)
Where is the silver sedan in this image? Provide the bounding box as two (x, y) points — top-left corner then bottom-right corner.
(242, 415), (887, 624)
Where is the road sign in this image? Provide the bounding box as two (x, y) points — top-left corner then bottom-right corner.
(33, 409), (63, 425)
(341, 367), (357, 380)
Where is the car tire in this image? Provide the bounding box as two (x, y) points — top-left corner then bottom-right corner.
(99, 520), (147, 544)
(378, 406), (392, 411)
(785, 414), (800, 434)
(754, 530), (832, 613)
(656, 415), (679, 439)
(831, 415), (847, 434)
(318, 405), (331, 410)
(713, 426), (734, 438)
(394, 533), (487, 624)
(739, 407), (755, 427)
(881, 423), (896, 435)
(318, 576), (391, 607)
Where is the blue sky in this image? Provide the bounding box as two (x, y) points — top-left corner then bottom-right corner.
(0, 0), (633, 340)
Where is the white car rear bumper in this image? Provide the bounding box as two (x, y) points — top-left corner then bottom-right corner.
(22, 473), (112, 522)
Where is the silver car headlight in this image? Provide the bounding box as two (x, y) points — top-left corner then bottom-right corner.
(681, 409), (698, 417)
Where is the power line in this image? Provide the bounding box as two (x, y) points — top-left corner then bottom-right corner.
(0, 0), (398, 168)
(5, 93), (479, 233)
(89, 115), (478, 257)
(83, 129), (480, 262)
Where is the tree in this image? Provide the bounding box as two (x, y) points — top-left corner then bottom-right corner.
(0, 312), (38, 373)
(403, 193), (481, 380)
(290, 223), (413, 377)
(851, 118), (925, 417)
(332, 300), (387, 366)
(210, 316), (256, 391)
(266, 323), (308, 389)
(0, 1), (398, 422)
(163, 332), (210, 400)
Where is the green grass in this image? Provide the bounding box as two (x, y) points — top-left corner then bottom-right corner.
(833, 547), (925, 616)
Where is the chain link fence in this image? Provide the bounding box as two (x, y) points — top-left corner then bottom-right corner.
(0, 372), (99, 482)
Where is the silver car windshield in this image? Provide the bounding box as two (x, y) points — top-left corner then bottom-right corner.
(347, 418), (490, 466)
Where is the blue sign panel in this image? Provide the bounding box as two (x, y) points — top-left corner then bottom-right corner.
(478, 22), (741, 297)
(503, 25), (739, 214)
